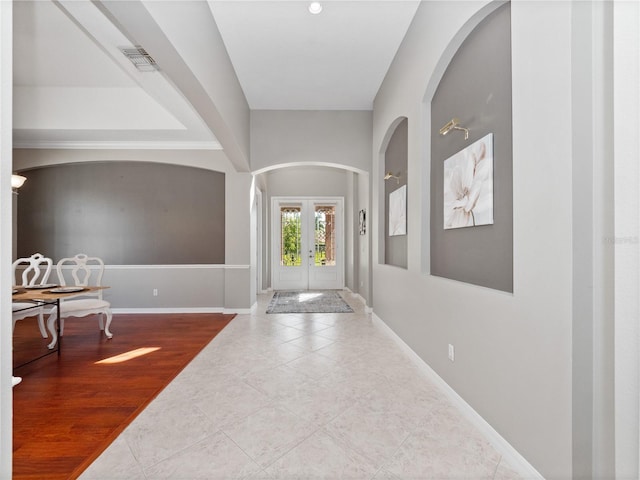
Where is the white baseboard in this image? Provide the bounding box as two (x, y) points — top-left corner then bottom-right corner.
(225, 308), (253, 314)
(111, 307), (245, 314)
(342, 288), (372, 312)
(353, 293), (372, 312)
(372, 313), (544, 480)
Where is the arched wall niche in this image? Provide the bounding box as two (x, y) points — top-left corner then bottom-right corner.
(424, 1), (513, 292)
(421, 1), (509, 105)
(380, 117), (408, 268)
(420, 0), (509, 275)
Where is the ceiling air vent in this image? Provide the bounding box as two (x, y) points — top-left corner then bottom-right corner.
(120, 46), (159, 72)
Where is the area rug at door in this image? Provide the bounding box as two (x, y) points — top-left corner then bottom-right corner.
(12, 312), (235, 480)
(266, 290), (354, 314)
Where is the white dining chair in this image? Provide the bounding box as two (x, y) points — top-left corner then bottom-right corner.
(46, 254), (113, 349)
(12, 253), (53, 338)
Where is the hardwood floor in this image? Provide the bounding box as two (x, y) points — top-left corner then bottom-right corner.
(12, 312), (235, 480)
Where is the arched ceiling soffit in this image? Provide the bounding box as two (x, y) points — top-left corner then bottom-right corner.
(252, 162), (368, 177)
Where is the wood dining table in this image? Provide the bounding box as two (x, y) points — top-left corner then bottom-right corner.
(12, 285), (108, 369)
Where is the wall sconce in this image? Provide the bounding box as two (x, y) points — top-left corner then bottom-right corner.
(439, 117), (469, 140)
(384, 172), (400, 184)
(12, 174), (27, 193)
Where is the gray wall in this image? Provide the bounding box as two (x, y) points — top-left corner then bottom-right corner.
(250, 110), (373, 296)
(224, 172), (255, 308)
(264, 166), (350, 198)
(349, 169), (372, 304)
(101, 266), (224, 309)
(357, 171), (371, 305)
(17, 162), (225, 264)
(430, 4), (512, 292)
(251, 110), (372, 173)
(371, 1), (598, 477)
(345, 171), (356, 292)
(12, 150), (254, 311)
(384, 118), (408, 268)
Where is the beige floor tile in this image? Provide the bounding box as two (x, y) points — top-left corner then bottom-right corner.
(223, 404), (317, 468)
(242, 364), (314, 399)
(273, 314), (308, 328)
(264, 341), (310, 363)
(79, 437), (145, 480)
(82, 293), (524, 480)
(143, 431), (261, 479)
(494, 458), (526, 479)
(192, 377), (273, 430)
(383, 403), (502, 479)
(286, 332), (336, 351)
(372, 469), (402, 480)
(285, 350), (343, 380)
(273, 380), (358, 427)
(122, 397), (219, 469)
(290, 319), (334, 335)
(264, 430), (378, 479)
(324, 401), (414, 470)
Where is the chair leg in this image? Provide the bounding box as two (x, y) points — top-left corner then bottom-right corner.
(37, 311), (48, 338)
(103, 310), (113, 339)
(46, 308), (58, 350)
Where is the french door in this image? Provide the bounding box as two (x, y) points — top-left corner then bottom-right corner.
(271, 197), (344, 290)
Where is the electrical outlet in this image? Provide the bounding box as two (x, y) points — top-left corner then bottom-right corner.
(153, 288), (158, 297)
(448, 344), (455, 362)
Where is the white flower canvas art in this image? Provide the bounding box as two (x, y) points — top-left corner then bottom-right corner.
(389, 184), (407, 236)
(443, 133), (494, 229)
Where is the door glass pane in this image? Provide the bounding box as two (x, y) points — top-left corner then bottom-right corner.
(314, 206), (336, 267)
(280, 207), (302, 266)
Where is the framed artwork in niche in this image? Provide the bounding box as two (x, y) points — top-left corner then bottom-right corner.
(389, 185), (407, 236)
(443, 133), (494, 229)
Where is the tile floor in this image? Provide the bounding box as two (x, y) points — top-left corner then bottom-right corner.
(81, 292), (523, 480)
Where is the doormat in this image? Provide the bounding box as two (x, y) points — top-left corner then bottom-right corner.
(266, 290), (354, 314)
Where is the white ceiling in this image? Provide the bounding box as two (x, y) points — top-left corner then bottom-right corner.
(209, 1), (420, 110)
(12, 0), (419, 149)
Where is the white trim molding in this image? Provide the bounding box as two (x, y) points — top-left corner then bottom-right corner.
(112, 307), (223, 314)
(224, 308), (253, 315)
(343, 287), (372, 312)
(104, 264), (249, 270)
(112, 307), (252, 315)
(372, 313), (544, 480)
(13, 140), (223, 150)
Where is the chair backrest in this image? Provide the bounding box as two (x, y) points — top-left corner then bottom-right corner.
(12, 253), (53, 287)
(56, 254), (106, 299)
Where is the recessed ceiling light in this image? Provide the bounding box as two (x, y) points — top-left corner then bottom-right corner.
(308, 2), (322, 15)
